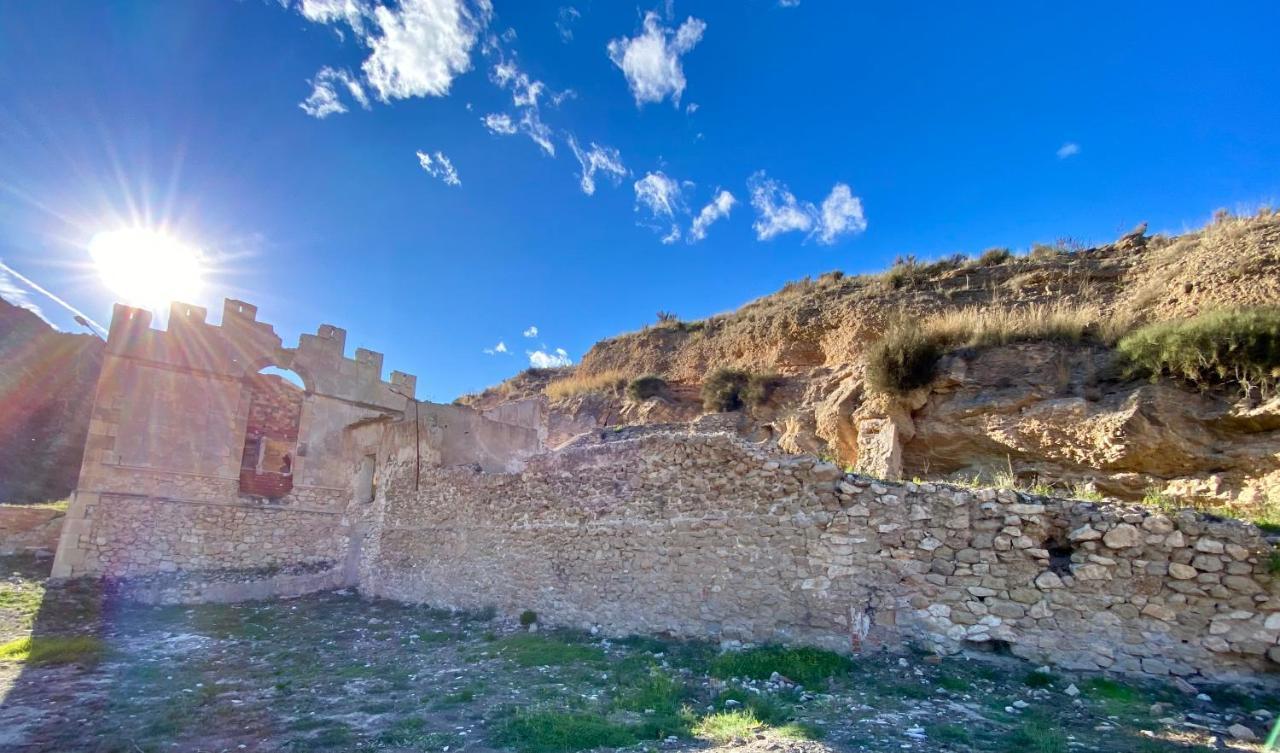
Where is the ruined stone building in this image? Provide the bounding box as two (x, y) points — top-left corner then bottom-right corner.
(51, 300), (1280, 682)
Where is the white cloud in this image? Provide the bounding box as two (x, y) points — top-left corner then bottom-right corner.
(528, 347), (571, 368)
(607, 11), (706, 107)
(685, 102), (699, 114)
(299, 0), (371, 31)
(481, 112), (518, 135)
(634, 171), (685, 219)
(568, 136), (627, 195)
(416, 150), (461, 186)
(688, 189), (736, 242)
(523, 325), (538, 337)
(748, 171), (866, 245)
(489, 59), (558, 156)
(1057, 142), (1081, 159)
(291, 0), (489, 112)
(0, 265), (49, 323)
(362, 0), (490, 102)
(748, 172), (815, 240)
(300, 67), (370, 118)
(556, 6), (580, 42)
(817, 184), (867, 244)
(483, 340), (508, 355)
(660, 225), (681, 245)
(778, 0), (801, 6)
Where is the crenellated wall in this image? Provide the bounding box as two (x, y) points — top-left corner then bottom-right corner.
(360, 429), (1280, 683)
(51, 298), (419, 591)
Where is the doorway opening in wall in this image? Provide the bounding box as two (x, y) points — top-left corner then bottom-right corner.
(356, 454), (377, 503)
(239, 366), (306, 500)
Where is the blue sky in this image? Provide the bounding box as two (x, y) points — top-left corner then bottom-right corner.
(1, 1), (1278, 401)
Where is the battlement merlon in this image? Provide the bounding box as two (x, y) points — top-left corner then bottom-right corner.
(100, 299), (416, 405)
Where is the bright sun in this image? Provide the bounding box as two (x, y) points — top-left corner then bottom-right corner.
(89, 228), (204, 311)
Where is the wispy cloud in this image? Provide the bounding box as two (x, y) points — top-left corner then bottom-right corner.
(483, 340), (508, 355)
(748, 172), (816, 240)
(489, 58), (559, 156)
(748, 172), (866, 245)
(688, 189), (736, 243)
(1057, 142), (1081, 159)
(568, 136), (627, 195)
(607, 11), (706, 107)
(528, 347), (571, 368)
(523, 325), (538, 337)
(556, 6), (581, 42)
(634, 171), (687, 244)
(416, 150), (461, 186)
(634, 171), (685, 218)
(481, 112), (518, 135)
(300, 67), (370, 118)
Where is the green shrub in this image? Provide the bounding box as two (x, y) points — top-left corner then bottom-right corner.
(1116, 307), (1280, 394)
(519, 609), (538, 627)
(709, 646), (853, 686)
(865, 318), (945, 395)
(626, 374), (667, 402)
(701, 368), (751, 412)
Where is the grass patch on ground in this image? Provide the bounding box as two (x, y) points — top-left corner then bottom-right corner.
(1004, 715), (1067, 753)
(495, 712), (639, 753)
(494, 634), (605, 667)
(0, 634), (103, 664)
(1117, 307), (1280, 395)
(0, 579), (45, 627)
(693, 710), (762, 743)
(926, 722), (973, 745)
(1083, 676), (1148, 716)
(709, 645), (852, 686)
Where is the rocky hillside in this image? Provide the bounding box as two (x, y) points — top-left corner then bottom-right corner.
(464, 209), (1280, 516)
(0, 297), (103, 503)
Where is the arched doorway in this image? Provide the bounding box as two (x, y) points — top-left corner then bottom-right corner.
(238, 365), (306, 499)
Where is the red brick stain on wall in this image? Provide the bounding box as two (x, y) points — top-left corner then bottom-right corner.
(239, 374), (303, 498)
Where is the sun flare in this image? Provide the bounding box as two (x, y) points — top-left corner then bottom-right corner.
(88, 227), (204, 311)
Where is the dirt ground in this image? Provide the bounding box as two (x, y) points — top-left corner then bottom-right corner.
(0, 553), (1275, 753)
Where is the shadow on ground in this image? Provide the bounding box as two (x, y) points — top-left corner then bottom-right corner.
(1, 553), (1275, 753)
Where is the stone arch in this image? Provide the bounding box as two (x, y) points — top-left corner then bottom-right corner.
(238, 364), (306, 500)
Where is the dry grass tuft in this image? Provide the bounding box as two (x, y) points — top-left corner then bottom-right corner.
(866, 302), (1125, 395)
(545, 370), (628, 402)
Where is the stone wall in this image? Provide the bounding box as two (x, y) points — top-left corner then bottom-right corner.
(361, 429), (1280, 682)
(52, 299), (417, 591)
(0, 505), (65, 555)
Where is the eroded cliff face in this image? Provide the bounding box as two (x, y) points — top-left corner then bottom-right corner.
(464, 211), (1280, 511)
(0, 298), (103, 503)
